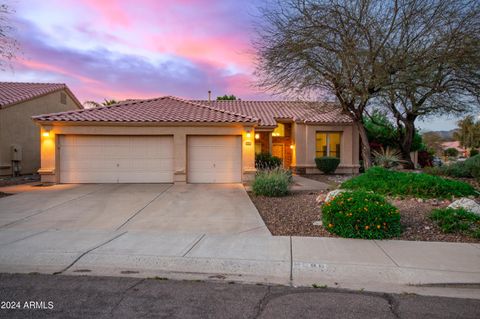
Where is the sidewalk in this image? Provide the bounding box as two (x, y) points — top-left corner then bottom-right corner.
(0, 229), (478, 299)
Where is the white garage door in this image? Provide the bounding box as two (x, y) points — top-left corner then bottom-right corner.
(188, 136), (242, 183)
(59, 135), (174, 183)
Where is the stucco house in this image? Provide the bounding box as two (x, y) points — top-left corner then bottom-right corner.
(33, 96), (360, 184)
(0, 82), (83, 176)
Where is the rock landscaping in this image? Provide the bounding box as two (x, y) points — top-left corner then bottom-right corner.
(249, 168), (480, 242)
(0, 174), (40, 187)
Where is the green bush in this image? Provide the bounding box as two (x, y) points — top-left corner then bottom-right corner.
(315, 157), (340, 174)
(252, 168), (292, 197)
(465, 154), (480, 181)
(341, 167), (476, 199)
(444, 147), (459, 157)
(430, 208), (480, 238)
(255, 152), (282, 170)
(470, 149), (479, 157)
(322, 190), (401, 239)
(424, 162), (472, 178)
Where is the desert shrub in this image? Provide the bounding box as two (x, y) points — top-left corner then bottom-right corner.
(341, 167), (476, 199)
(372, 147), (405, 168)
(465, 154), (480, 181)
(252, 168), (292, 197)
(426, 162), (472, 178)
(315, 157), (340, 174)
(322, 190), (401, 239)
(444, 147), (459, 157)
(430, 208), (480, 238)
(255, 152), (282, 170)
(470, 149), (479, 157)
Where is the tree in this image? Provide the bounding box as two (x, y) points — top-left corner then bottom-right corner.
(422, 131), (444, 156)
(255, 0), (480, 169)
(444, 147), (459, 157)
(376, 0), (480, 168)
(453, 115), (480, 149)
(255, 0), (416, 168)
(364, 111), (423, 153)
(0, 4), (18, 70)
(83, 99), (119, 108)
(216, 94), (238, 100)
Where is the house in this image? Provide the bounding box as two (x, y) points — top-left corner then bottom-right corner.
(0, 82), (83, 176)
(441, 141), (468, 157)
(33, 96), (360, 184)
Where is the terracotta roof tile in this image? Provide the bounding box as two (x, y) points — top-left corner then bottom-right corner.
(191, 100), (352, 127)
(0, 82), (82, 109)
(33, 96), (257, 123)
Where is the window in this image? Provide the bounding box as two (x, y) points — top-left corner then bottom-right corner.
(272, 123), (285, 137)
(255, 143), (262, 155)
(316, 132), (341, 158)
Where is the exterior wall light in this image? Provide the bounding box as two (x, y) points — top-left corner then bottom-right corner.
(255, 133), (260, 140)
(246, 132), (251, 138)
(290, 144), (294, 149)
(42, 126), (52, 137)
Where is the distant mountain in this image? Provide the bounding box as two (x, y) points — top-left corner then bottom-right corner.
(422, 129), (457, 141)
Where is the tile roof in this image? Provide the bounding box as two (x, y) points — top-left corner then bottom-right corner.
(33, 96), (257, 124)
(191, 100), (352, 127)
(0, 82), (82, 109)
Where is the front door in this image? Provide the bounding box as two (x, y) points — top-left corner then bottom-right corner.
(272, 143), (285, 167)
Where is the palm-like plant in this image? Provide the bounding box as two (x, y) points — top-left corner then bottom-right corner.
(83, 99), (119, 108)
(372, 147), (406, 169)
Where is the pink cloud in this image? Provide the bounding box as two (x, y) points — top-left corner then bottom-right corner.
(19, 59), (101, 85)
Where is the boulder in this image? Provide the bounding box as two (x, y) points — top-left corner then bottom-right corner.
(325, 189), (350, 203)
(448, 198), (480, 216)
(315, 193), (327, 204)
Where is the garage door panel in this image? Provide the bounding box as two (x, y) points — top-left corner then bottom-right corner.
(188, 136), (241, 183)
(60, 135), (173, 183)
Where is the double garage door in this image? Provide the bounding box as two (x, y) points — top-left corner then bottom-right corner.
(59, 135), (241, 184)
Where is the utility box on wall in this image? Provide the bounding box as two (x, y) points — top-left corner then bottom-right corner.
(10, 144), (22, 161)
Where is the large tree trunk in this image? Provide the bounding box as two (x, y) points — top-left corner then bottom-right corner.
(398, 119), (416, 169)
(355, 121), (372, 169)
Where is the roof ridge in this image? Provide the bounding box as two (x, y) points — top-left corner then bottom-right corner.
(0, 81), (66, 86)
(166, 96), (258, 121)
(32, 96), (167, 119)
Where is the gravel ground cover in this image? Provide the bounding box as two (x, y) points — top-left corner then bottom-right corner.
(249, 190), (480, 243)
(0, 174), (40, 187)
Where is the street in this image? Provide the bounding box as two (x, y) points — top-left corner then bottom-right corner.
(0, 273), (479, 318)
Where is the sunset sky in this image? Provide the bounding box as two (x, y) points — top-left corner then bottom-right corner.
(0, 0), (466, 130)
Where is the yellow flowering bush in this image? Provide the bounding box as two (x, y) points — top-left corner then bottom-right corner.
(322, 190), (401, 239)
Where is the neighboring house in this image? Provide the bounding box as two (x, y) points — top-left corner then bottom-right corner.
(441, 141), (468, 157)
(33, 96), (360, 184)
(0, 82), (83, 176)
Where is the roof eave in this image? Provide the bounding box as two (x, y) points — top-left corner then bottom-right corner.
(33, 119), (258, 127)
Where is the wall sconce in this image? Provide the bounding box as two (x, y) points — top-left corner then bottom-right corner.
(255, 133), (260, 140)
(42, 126), (52, 137)
(246, 132), (251, 138)
(290, 144), (294, 149)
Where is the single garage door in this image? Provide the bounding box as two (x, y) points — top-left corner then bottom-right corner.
(59, 135), (174, 183)
(188, 136), (242, 183)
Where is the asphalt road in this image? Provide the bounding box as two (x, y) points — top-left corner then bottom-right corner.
(0, 273), (479, 318)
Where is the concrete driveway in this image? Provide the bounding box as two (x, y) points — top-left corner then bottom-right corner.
(0, 183), (269, 235)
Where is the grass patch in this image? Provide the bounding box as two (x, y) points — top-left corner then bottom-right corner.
(430, 208), (480, 238)
(341, 167), (477, 199)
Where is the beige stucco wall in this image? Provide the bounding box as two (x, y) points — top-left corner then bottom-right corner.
(0, 91), (80, 176)
(38, 123), (256, 184)
(292, 122), (360, 174)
